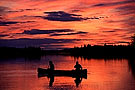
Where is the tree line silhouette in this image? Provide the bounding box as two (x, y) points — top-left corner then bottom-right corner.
(0, 47), (43, 59)
(62, 34), (135, 59)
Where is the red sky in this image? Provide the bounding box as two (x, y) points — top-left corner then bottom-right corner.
(0, 0), (135, 49)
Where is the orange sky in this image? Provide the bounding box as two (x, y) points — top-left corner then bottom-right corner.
(0, 0), (135, 49)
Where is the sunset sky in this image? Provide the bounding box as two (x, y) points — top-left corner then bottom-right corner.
(0, 0), (135, 49)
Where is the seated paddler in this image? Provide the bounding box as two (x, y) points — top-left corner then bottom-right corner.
(48, 61), (55, 71)
(74, 61), (82, 71)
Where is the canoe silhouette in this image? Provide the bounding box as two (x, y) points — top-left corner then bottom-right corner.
(37, 68), (87, 79)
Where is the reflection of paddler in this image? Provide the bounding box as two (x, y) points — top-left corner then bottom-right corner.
(74, 61), (83, 87)
(49, 75), (54, 87)
(47, 61), (55, 87)
(74, 76), (82, 87)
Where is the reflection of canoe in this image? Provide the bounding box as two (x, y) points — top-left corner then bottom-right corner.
(37, 68), (87, 79)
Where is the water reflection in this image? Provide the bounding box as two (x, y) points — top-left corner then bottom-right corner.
(48, 75), (54, 87)
(39, 74), (84, 87)
(0, 55), (135, 90)
(74, 76), (82, 87)
(128, 58), (135, 79)
(73, 55), (135, 80)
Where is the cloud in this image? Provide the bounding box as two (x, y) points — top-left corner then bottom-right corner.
(114, 1), (135, 34)
(7, 10), (22, 13)
(71, 10), (81, 12)
(92, 0), (135, 7)
(93, 4), (106, 7)
(0, 6), (8, 11)
(0, 21), (19, 26)
(105, 2), (135, 34)
(124, 17), (135, 34)
(0, 38), (90, 49)
(0, 6), (10, 15)
(0, 38), (72, 48)
(43, 11), (86, 21)
(35, 11), (89, 22)
(41, 44), (65, 50)
(35, 11), (103, 21)
(0, 21), (35, 26)
(116, 5), (135, 15)
(50, 31), (88, 36)
(22, 9), (37, 11)
(7, 8), (39, 13)
(20, 29), (74, 35)
(20, 21), (35, 23)
(18, 29), (88, 36)
(102, 30), (116, 32)
(116, 41), (130, 44)
(0, 34), (8, 37)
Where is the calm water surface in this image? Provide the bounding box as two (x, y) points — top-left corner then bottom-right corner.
(0, 55), (135, 90)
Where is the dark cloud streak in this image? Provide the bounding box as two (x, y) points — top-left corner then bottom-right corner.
(0, 38), (91, 49)
(35, 11), (101, 22)
(7, 8), (39, 13)
(43, 11), (86, 21)
(20, 29), (74, 35)
(0, 34), (8, 37)
(35, 11), (103, 22)
(50, 31), (88, 36)
(102, 30), (116, 32)
(0, 21), (36, 26)
(0, 6), (10, 15)
(116, 5), (135, 15)
(93, 0), (135, 7)
(0, 21), (19, 26)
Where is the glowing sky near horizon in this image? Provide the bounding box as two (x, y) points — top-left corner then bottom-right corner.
(0, 0), (135, 49)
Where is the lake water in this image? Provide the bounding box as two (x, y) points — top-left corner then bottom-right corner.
(0, 55), (135, 90)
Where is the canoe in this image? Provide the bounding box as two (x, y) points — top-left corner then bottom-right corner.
(37, 68), (87, 79)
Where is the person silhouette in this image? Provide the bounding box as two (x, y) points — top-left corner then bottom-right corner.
(74, 61), (82, 71)
(48, 61), (54, 71)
